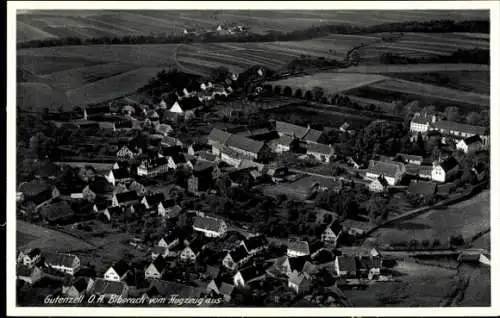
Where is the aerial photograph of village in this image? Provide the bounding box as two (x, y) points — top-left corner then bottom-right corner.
(15, 8), (490, 308)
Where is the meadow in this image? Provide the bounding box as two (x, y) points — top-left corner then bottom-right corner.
(17, 10), (488, 42)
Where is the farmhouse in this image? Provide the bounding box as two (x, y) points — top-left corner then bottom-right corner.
(456, 135), (483, 154)
(19, 180), (60, 206)
(179, 237), (205, 262)
(44, 252), (81, 275)
(233, 264), (267, 287)
(112, 191), (140, 207)
(192, 215), (228, 237)
(145, 255), (168, 280)
(410, 113), (437, 133)
(225, 134), (266, 160)
(104, 260), (130, 282)
(432, 120), (489, 148)
(305, 143), (335, 163)
(273, 135), (295, 153)
(275, 121), (322, 143)
(287, 240), (310, 258)
(365, 160), (406, 185)
(222, 245), (251, 270)
(20, 248), (42, 268)
(431, 157), (459, 183)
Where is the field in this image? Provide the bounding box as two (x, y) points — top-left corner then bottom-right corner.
(345, 78), (489, 113)
(16, 220), (95, 252)
(268, 73), (387, 96)
(17, 10), (489, 42)
(373, 190), (490, 246)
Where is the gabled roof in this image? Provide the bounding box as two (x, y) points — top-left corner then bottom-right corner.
(92, 278), (127, 295)
(230, 245), (250, 263)
(306, 143), (334, 156)
(27, 248), (41, 258)
(463, 134), (482, 145)
(395, 153), (423, 163)
(110, 259), (129, 277)
(303, 129), (323, 143)
(289, 255), (309, 272)
(411, 113), (434, 125)
(193, 160), (215, 173)
(73, 277), (91, 293)
(149, 279), (204, 298)
(107, 206), (124, 216)
(226, 134), (265, 155)
(325, 221), (343, 236)
(19, 180), (52, 197)
(275, 134), (295, 146)
(288, 240), (310, 255)
(111, 168), (130, 180)
(208, 128), (232, 145)
(434, 120), (487, 136)
(150, 256), (167, 273)
(243, 235), (269, 252)
(115, 191), (139, 203)
(366, 160), (404, 178)
(371, 175), (389, 188)
(219, 282), (234, 296)
(288, 270), (309, 286)
(171, 153), (188, 164)
(45, 252), (78, 268)
(407, 181), (437, 196)
(143, 193), (166, 206)
(85, 105), (111, 115)
(437, 157), (459, 172)
(238, 264), (267, 281)
(193, 216), (225, 233)
(275, 121), (309, 139)
(198, 151), (218, 162)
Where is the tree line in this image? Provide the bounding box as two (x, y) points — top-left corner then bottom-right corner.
(18, 19), (488, 49)
(380, 48), (489, 65)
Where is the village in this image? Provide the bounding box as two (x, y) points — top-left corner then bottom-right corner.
(15, 54), (491, 307)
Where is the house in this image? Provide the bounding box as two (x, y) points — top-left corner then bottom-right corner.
(410, 113), (437, 133)
(70, 185), (96, 202)
(39, 201), (75, 224)
(339, 122), (351, 133)
(222, 245), (251, 271)
(161, 135), (184, 147)
(368, 175), (388, 192)
(137, 157), (170, 177)
(128, 181), (148, 196)
(431, 157), (459, 183)
(233, 264), (267, 287)
(103, 206), (124, 221)
(457, 249), (490, 266)
(321, 221), (343, 246)
(418, 165), (433, 180)
(17, 265), (43, 285)
(472, 163), (487, 181)
(92, 278), (129, 298)
(407, 181), (437, 197)
(305, 143), (335, 163)
(241, 235), (269, 255)
(264, 165), (288, 183)
(179, 236), (205, 262)
(365, 160), (406, 186)
(192, 215), (228, 238)
(20, 248), (41, 268)
(334, 255), (357, 277)
(83, 105), (111, 120)
(62, 277), (95, 298)
(151, 245), (169, 260)
(288, 271), (312, 294)
(431, 120), (489, 148)
(347, 156), (364, 169)
(145, 255), (168, 280)
(309, 241), (327, 259)
(356, 256), (382, 280)
(456, 135), (483, 154)
(158, 233), (180, 249)
(287, 240), (310, 258)
(225, 134), (266, 160)
(19, 180), (60, 207)
(106, 168), (132, 186)
(112, 191), (139, 207)
(338, 246), (381, 258)
(216, 282), (235, 302)
(141, 193), (166, 210)
(275, 121), (323, 143)
(44, 252), (81, 275)
(394, 153), (424, 165)
(104, 260), (130, 281)
(158, 202), (181, 219)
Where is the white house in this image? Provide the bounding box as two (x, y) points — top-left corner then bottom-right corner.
(145, 256), (167, 280)
(103, 260), (129, 281)
(169, 101), (184, 114)
(45, 253), (81, 275)
(192, 215), (227, 238)
(20, 248), (41, 268)
(321, 222), (343, 247)
(456, 135), (483, 154)
(410, 113), (436, 133)
(431, 157), (459, 183)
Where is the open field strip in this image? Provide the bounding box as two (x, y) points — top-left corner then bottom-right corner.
(371, 78), (489, 107)
(335, 63), (489, 74)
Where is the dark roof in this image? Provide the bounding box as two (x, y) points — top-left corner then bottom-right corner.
(143, 193), (165, 206)
(27, 248), (41, 258)
(309, 241), (325, 255)
(107, 206), (124, 216)
(45, 252), (78, 268)
(275, 121), (308, 139)
(115, 191), (139, 203)
(85, 105), (110, 115)
(39, 201), (75, 222)
(150, 256), (168, 273)
(238, 264), (267, 281)
(327, 221), (343, 235)
(111, 168), (130, 180)
(110, 260), (129, 277)
(411, 113), (434, 125)
(395, 153), (423, 163)
(230, 245), (250, 263)
(226, 134), (265, 155)
(193, 160), (215, 173)
(198, 152), (218, 162)
(171, 153), (187, 164)
(73, 277), (91, 293)
(275, 134), (294, 146)
(208, 128), (232, 145)
(19, 180), (51, 197)
(407, 182), (437, 196)
(372, 175), (389, 187)
(438, 157), (459, 172)
(160, 145), (183, 157)
(303, 129), (323, 143)
(89, 177), (113, 193)
(306, 143), (334, 156)
(149, 280), (203, 298)
(145, 285), (161, 298)
(289, 255), (309, 272)
(243, 235), (269, 252)
(92, 278), (127, 296)
(434, 120), (487, 136)
(186, 235), (206, 254)
(311, 249), (335, 264)
(463, 134), (482, 145)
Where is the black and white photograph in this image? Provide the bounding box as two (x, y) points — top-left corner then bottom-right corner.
(7, 1), (499, 316)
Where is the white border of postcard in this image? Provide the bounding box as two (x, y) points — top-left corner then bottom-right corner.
(7, 1), (500, 316)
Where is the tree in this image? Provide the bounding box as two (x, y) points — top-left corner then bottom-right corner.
(312, 87), (325, 102)
(304, 90), (313, 101)
(294, 88), (303, 99)
(466, 112), (480, 125)
(210, 66), (230, 82)
(444, 106), (460, 122)
(283, 86), (292, 97)
(364, 194), (389, 224)
(273, 85), (282, 96)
